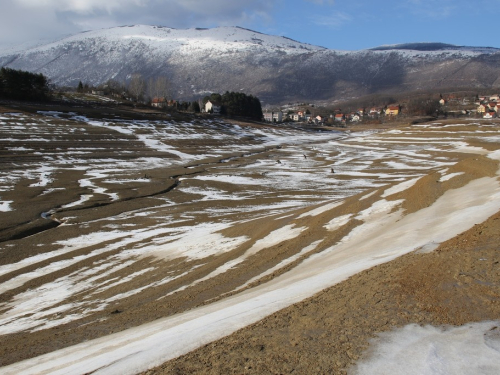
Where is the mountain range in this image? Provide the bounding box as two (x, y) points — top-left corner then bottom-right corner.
(1, 25), (500, 105)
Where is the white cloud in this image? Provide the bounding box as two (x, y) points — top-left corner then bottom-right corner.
(16, 0), (147, 14)
(0, 0), (278, 49)
(313, 11), (352, 28)
(404, 0), (455, 18)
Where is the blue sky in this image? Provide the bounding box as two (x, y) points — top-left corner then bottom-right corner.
(0, 0), (496, 51)
(268, 0), (483, 50)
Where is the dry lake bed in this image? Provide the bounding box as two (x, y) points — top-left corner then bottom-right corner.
(0, 104), (499, 374)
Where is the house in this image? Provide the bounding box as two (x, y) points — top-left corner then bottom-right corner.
(490, 94), (499, 101)
(385, 105), (400, 116)
(439, 98), (446, 105)
(92, 90), (104, 96)
(292, 113), (301, 121)
(350, 113), (361, 122)
(264, 111), (283, 123)
(151, 97), (166, 108)
(334, 113), (345, 122)
(488, 102), (499, 111)
(312, 115), (325, 125)
(477, 104), (487, 114)
(357, 108), (364, 116)
(484, 111), (496, 119)
(369, 108), (381, 117)
(205, 100), (222, 114)
(273, 111), (283, 122)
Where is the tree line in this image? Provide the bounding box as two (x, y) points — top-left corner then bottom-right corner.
(203, 91), (263, 120)
(76, 73), (263, 119)
(0, 67), (51, 101)
(78, 74), (172, 101)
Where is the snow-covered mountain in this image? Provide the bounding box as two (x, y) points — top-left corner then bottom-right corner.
(1, 25), (500, 104)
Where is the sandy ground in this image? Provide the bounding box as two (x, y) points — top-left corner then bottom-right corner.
(144, 206), (500, 375)
(0, 103), (499, 374)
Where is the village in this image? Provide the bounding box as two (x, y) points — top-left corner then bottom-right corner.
(87, 80), (500, 126)
(261, 92), (500, 125)
(263, 105), (401, 126)
(474, 94), (500, 119)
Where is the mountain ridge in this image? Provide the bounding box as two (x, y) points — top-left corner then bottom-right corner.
(1, 25), (500, 104)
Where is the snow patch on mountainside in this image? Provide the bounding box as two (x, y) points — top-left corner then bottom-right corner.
(2, 25), (499, 104)
(3, 25), (496, 60)
(5, 25), (325, 57)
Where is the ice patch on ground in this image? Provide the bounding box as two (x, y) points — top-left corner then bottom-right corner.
(488, 149), (500, 161)
(350, 321), (500, 375)
(298, 201), (342, 218)
(61, 194), (92, 208)
(0, 201), (13, 212)
(194, 175), (262, 185)
(356, 199), (404, 222)
(324, 214), (352, 231)
(28, 166), (54, 187)
(416, 241), (440, 254)
(453, 142), (488, 155)
(381, 177), (421, 197)
(79, 174), (119, 201)
(359, 190), (378, 200)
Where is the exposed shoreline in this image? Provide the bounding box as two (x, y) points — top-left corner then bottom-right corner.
(146, 208), (500, 374)
(0, 104), (499, 374)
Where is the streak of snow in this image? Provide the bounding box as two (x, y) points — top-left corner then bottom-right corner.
(4, 172), (500, 375)
(381, 177), (421, 197)
(298, 201), (342, 218)
(325, 214), (353, 231)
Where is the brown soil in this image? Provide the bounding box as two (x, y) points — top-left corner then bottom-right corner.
(1, 101), (499, 374)
(144, 209), (500, 375)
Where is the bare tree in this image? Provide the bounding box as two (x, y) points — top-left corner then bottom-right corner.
(147, 77), (156, 101)
(147, 76), (170, 101)
(128, 73), (146, 102)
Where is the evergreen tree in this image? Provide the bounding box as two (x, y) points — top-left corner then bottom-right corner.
(189, 101), (200, 113)
(204, 91), (262, 119)
(0, 67), (50, 101)
(77, 81), (84, 92)
(203, 93), (222, 105)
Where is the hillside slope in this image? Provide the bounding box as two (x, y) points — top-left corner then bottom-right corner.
(1, 25), (500, 104)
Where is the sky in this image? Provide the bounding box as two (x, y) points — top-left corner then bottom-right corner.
(0, 0), (498, 51)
